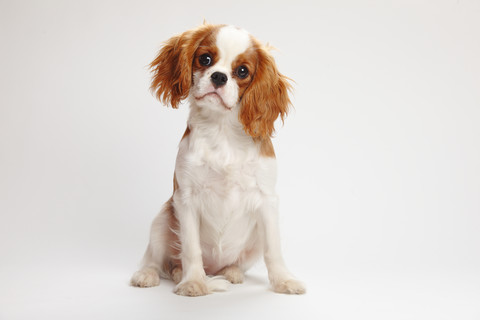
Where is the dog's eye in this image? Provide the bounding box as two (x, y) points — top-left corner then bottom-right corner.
(199, 54), (212, 66)
(236, 65), (249, 79)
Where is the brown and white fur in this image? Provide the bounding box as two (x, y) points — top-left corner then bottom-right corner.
(130, 24), (305, 296)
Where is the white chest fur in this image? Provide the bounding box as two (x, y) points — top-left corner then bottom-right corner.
(173, 110), (277, 272)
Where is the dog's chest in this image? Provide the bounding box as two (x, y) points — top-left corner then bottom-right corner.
(186, 130), (260, 192)
(179, 129), (263, 268)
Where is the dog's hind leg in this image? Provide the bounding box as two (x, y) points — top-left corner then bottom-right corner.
(131, 199), (178, 288)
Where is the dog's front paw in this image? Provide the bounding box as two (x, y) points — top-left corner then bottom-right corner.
(273, 279), (306, 295)
(130, 268), (160, 288)
(175, 280), (209, 297)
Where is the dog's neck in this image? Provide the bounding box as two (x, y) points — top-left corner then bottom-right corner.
(187, 99), (248, 140)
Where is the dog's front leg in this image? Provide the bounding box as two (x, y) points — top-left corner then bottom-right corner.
(172, 195), (208, 297)
(260, 196), (306, 294)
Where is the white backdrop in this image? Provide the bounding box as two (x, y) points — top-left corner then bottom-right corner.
(1, 0), (479, 319)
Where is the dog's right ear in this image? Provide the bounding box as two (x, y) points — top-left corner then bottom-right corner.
(149, 31), (192, 108)
(149, 24), (217, 108)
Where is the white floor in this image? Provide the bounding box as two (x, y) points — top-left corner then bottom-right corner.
(1, 261), (478, 320)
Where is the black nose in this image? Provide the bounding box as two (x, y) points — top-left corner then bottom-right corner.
(211, 72), (228, 88)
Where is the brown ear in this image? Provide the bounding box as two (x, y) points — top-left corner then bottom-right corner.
(239, 42), (292, 138)
(149, 24), (218, 108)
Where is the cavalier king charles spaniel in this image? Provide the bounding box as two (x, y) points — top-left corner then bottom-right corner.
(130, 24), (305, 296)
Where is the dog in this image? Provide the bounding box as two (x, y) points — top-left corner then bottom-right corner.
(130, 24), (305, 296)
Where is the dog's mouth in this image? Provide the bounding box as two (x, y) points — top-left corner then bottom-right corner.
(194, 92), (232, 110)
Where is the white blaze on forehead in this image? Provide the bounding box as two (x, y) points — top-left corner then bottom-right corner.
(215, 26), (251, 66)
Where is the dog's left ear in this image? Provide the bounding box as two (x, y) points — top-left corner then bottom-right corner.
(239, 42), (292, 138)
(149, 24), (216, 108)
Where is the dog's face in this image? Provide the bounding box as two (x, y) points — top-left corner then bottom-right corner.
(149, 24), (291, 138)
(191, 26), (255, 113)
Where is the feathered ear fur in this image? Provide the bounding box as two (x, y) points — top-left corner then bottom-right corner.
(239, 41), (292, 138)
(149, 24), (218, 108)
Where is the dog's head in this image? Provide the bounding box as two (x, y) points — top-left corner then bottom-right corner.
(150, 24), (291, 138)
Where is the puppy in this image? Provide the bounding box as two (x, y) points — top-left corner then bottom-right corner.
(131, 24), (305, 296)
